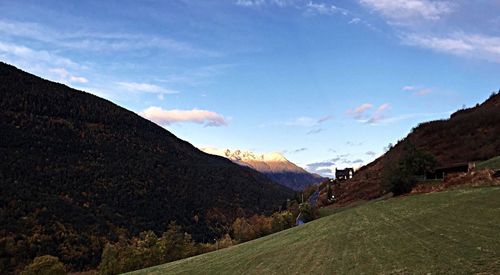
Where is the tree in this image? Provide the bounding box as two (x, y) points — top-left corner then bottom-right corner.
(231, 217), (255, 242)
(271, 211), (294, 232)
(21, 255), (66, 275)
(98, 244), (119, 275)
(298, 202), (317, 223)
(216, 234), (235, 249)
(158, 222), (196, 263)
(384, 143), (436, 195)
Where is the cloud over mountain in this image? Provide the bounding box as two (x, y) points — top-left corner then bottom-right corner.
(141, 107), (228, 127)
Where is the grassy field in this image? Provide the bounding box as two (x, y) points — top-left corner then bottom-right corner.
(477, 156), (500, 170)
(130, 187), (500, 275)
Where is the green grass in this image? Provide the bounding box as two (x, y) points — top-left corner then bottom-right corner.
(477, 156), (500, 170)
(130, 187), (500, 275)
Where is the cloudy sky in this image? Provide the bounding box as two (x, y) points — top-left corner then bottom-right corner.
(1, 0), (499, 177)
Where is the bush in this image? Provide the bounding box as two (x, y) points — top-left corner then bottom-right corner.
(98, 222), (197, 275)
(21, 255), (66, 275)
(298, 202), (317, 223)
(384, 143), (436, 195)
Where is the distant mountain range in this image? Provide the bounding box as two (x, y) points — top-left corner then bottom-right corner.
(335, 90), (500, 205)
(202, 148), (326, 190)
(0, 62), (294, 272)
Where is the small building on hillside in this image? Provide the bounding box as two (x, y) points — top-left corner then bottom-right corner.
(336, 168), (354, 181)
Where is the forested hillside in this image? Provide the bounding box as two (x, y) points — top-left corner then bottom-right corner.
(334, 91), (500, 205)
(0, 62), (294, 272)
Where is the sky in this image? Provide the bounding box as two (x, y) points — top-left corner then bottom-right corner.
(1, 0), (499, 177)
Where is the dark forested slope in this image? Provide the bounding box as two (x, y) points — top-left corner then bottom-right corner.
(0, 62), (294, 272)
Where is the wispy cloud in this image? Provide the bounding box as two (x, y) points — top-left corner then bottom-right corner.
(140, 107), (228, 127)
(348, 103), (391, 125)
(366, 151), (377, 157)
(50, 68), (88, 84)
(348, 103), (373, 119)
(359, 0), (455, 24)
(379, 110), (453, 124)
(366, 103), (390, 124)
(0, 19), (218, 56)
(307, 128), (326, 135)
(0, 41), (82, 70)
(358, 1), (500, 63)
(236, 0), (372, 28)
(291, 147), (308, 153)
(236, 0), (297, 7)
(401, 32), (500, 63)
(403, 85), (432, 96)
(157, 64), (233, 86)
(349, 18), (362, 24)
(285, 114), (332, 127)
(117, 82), (179, 96)
(307, 161), (335, 170)
(0, 41), (90, 87)
(305, 2), (348, 16)
(346, 141), (363, 146)
(306, 153), (366, 176)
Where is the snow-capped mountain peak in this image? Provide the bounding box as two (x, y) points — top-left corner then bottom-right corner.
(200, 147), (325, 190)
(205, 148), (288, 162)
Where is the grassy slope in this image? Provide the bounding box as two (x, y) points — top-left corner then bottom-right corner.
(131, 187), (500, 275)
(477, 156), (500, 170)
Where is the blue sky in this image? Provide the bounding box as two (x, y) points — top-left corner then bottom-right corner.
(1, 0), (499, 177)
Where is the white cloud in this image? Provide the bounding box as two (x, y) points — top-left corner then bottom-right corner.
(359, 0), (455, 24)
(349, 18), (362, 24)
(305, 2), (348, 16)
(50, 68), (88, 84)
(348, 103), (390, 125)
(0, 41), (81, 70)
(0, 41), (90, 87)
(401, 32), (500, 63)
(140, 107), (228, 127)
(236, 0), (266, 6)
(236, 0), (296, 7)
(117, 82), (179, 95)
(286, 114), (332, 127)
(348, 103), (373, 119)
(359, 1), (500, 63)
(403, 85), (433, 96)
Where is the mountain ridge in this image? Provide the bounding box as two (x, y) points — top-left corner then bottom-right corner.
(202, 148), (326, 190)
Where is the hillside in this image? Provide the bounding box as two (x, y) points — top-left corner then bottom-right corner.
(334, 92), (500, 205)
(0, 62), (294, 272)
(202, 148), (325, 190)
(131, 187), (500, 274)
(477, 156), (500, 170)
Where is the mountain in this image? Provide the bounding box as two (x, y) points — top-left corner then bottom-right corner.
(334, 91), (500, 205)
(0, 62), (294, 272)
(202, 148), (326, 190)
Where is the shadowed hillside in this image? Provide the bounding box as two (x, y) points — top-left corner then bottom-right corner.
(334, 91), (500, 205)
(0, 62), (294, 272)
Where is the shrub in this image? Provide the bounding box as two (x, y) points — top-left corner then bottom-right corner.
(298, 202), (317, 223)
(21, 255), (66, 275)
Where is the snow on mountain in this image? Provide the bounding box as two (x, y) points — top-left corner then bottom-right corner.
(201, 148), (325, 190)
